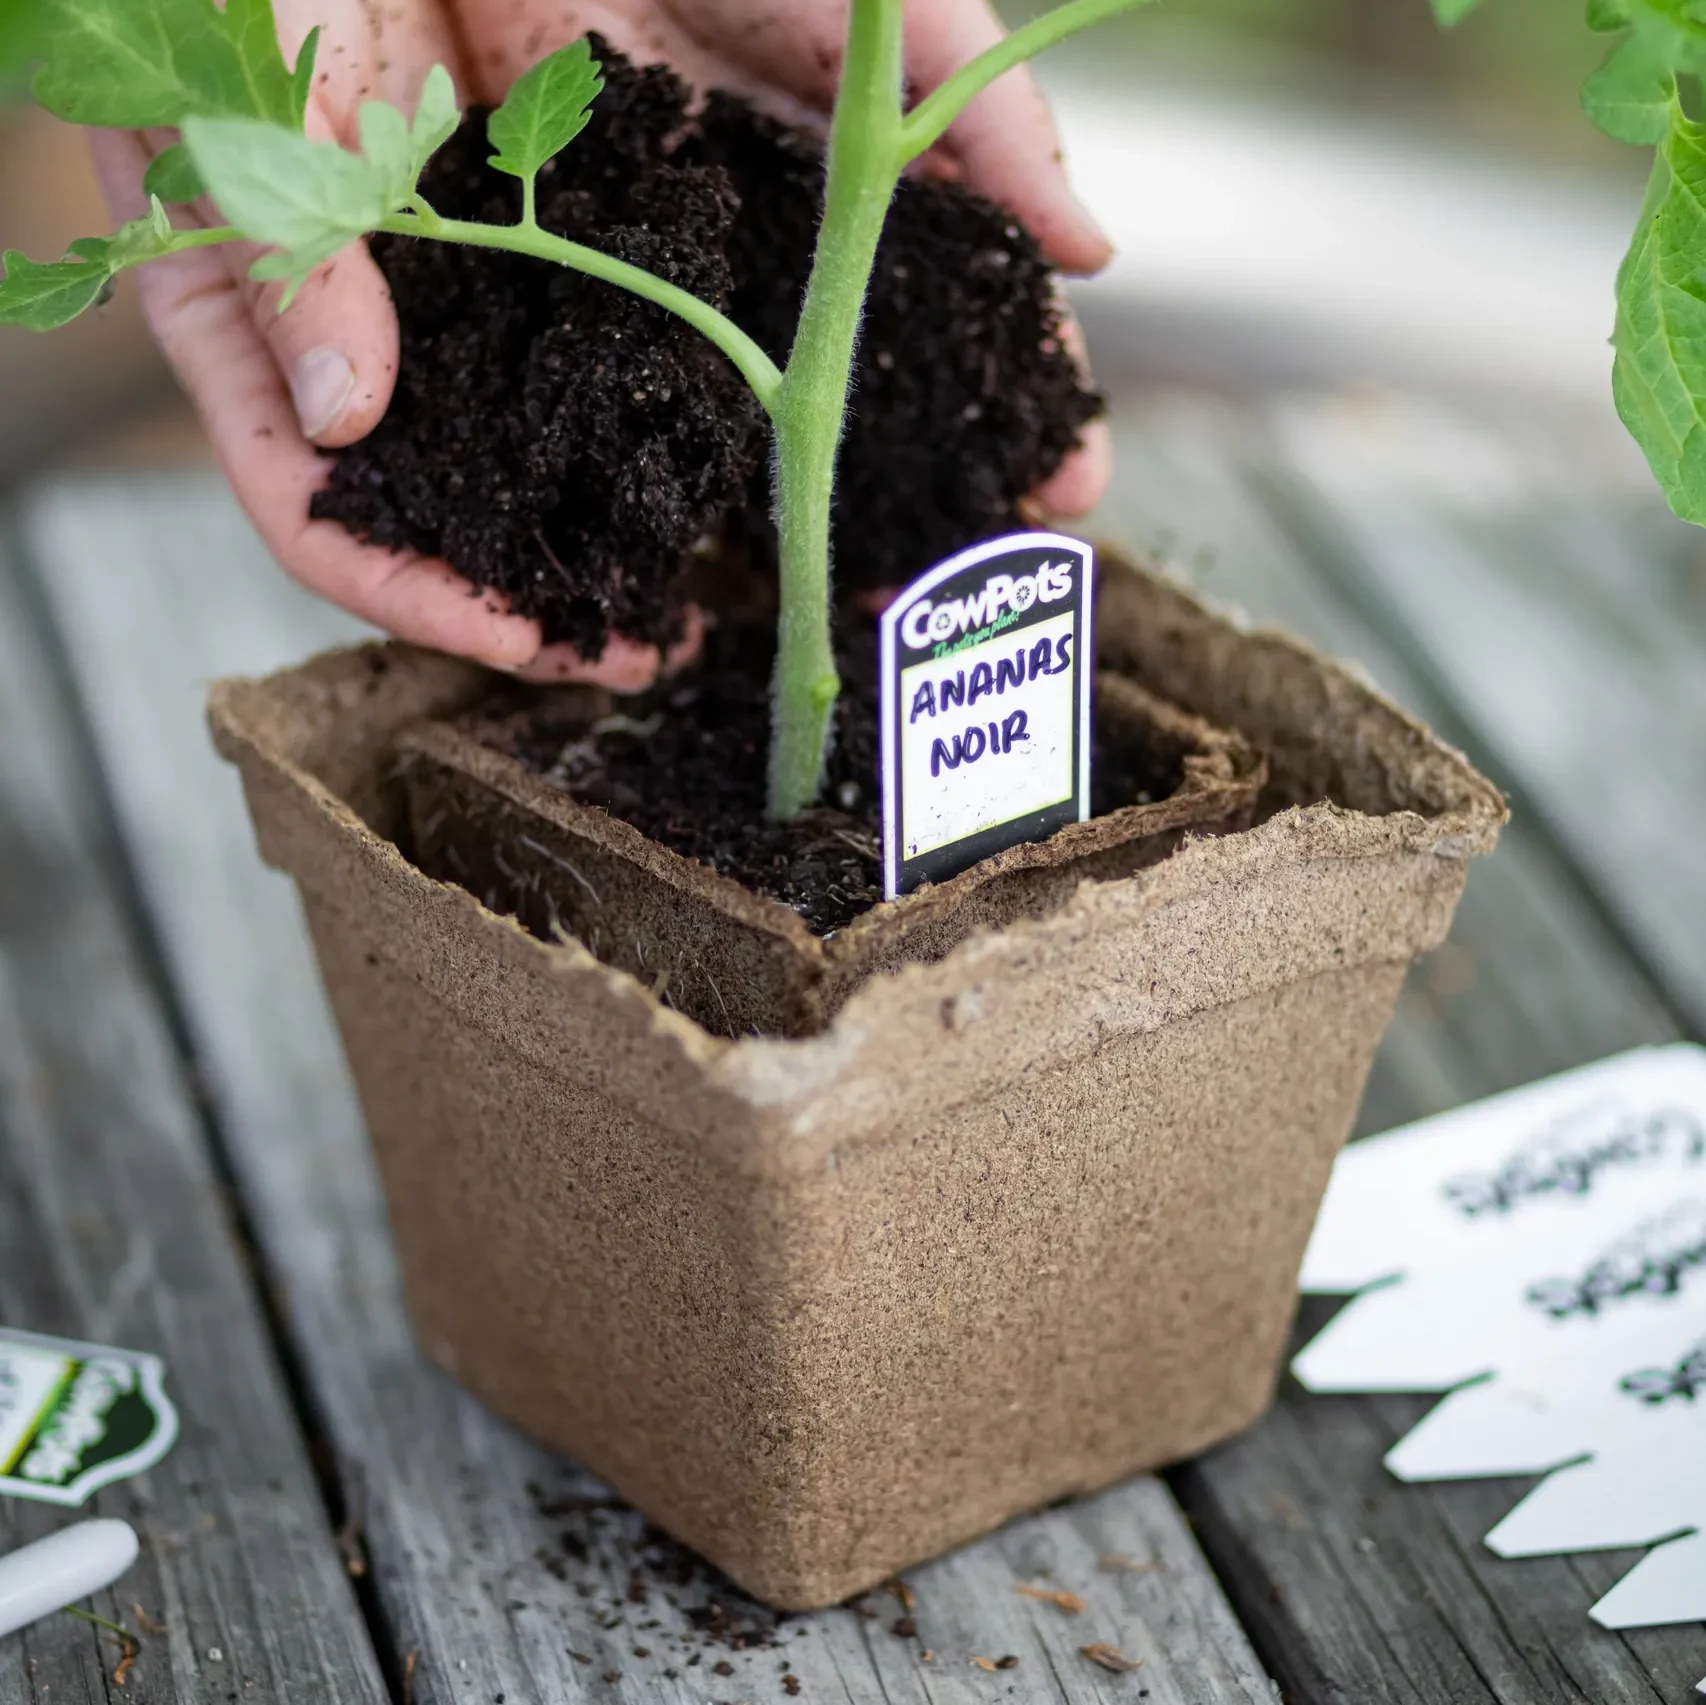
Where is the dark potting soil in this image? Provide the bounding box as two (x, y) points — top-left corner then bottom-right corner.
(474, 607), (1181, 935)
(312, 41), (1102, 658)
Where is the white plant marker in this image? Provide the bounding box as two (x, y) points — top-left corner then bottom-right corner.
(1296, 1044), (1706, 1691)
(879, 532), (1093, 900)
(0, 1520), (139, 1640)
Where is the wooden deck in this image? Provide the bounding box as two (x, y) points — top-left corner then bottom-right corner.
(1, 384), (1702, 1703)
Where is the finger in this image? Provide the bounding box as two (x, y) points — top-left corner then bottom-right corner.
(273, 0), (469, 134)
(513, 603), (707, 689)
(1032, 307), (1111, 516)
(240, 234), (401, 449)
(1033, 416), (1112, 518)
(232, 86), (403, 448)
(93, 130), (548, 667)
(515, 638), (664, 689)
(903, 0), (1112, 275)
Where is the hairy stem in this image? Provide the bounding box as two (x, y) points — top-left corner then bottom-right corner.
(378, 211), (784, 412)
(158, 225), (245, 252)
(765, 0), (906, 821)
(900, 0), (1157, 162)
(764, 0), (1154, 817)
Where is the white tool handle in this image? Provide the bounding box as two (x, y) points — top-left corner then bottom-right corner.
(0, 1521), (139, 1640)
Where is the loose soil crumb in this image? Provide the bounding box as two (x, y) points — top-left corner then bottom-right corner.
(313, 40), (1101, 657)
(475, 604), (1181, 934)
(526, 1480), (794, 1658)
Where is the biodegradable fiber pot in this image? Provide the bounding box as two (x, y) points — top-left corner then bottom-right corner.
(209, 550), (1506, 1609)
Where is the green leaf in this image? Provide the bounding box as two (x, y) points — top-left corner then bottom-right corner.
(1588, 0), (1631, 29)
(1429, 0), (1485, 24)
(353, 68), (458, 208)
(183, 113), (392, 304)
(143, 141), (204, 203)
(359, 99), (414, 205)
(290, 23), (319, 126)
(31, 0), (298, 130)
(410, 64), (459, 176)
(0, 196), (190, 330)
(1625, 0), (1706, 65)
(487, 37), (602, 182)
(0, 248), (113, 329)
(1612, 109), (1706, 523)
(1583, 32), (1676, 142)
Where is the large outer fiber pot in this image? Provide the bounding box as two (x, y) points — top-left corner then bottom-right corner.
(209, 549), (1505, 1609)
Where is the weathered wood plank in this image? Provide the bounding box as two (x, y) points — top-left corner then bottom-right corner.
(18, 471), (1277, 1705)
(1255, 388), (1706, 1035)
(0, 531), (388, 1704)
(1096, 393), (1705, 1704)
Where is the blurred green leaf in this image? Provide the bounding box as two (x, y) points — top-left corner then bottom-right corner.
(290, 23), (319, 125)
(1587, 0), (1631, 30)
(358, 98), (414, 203)
(31, 0), (299, 129)
(1582, 31), (1674, 140)
(0, 247), (112, 327)
(411, 64), (459, 173)
(1612, 110), (1706, 524)
(143, 142), (204, 203)
(183, 112), (394, 305)
(0, 205), (176, 329)
(1429, 0), (1486, 26)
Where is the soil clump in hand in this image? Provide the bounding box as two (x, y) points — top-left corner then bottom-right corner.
(312, 40), (1102, 658)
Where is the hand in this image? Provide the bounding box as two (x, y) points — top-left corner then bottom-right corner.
(89, 0), (1115, 684)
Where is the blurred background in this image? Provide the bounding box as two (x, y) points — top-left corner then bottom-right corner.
(0, 0), (1648, 488)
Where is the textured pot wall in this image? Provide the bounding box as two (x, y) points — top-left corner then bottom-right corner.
(211, 551), (1505, 1608)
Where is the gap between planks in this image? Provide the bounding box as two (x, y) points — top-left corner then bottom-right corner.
(0, 527), (389, 1705)
(1096, 392), (1704, 1705)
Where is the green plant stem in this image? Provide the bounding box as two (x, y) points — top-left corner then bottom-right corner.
(900, 0), (1157, 162)
(765, 0), (906, 821)
(378, 211), (784, 413)
(163, 224), (244, 252)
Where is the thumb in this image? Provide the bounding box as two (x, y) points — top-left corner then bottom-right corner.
(243, 99), (400, 448)
(246, 239), (400, 448)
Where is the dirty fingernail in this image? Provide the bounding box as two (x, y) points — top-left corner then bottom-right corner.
(290, 347), (356, 440)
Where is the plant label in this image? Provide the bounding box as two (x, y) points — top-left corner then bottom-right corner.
(879, 532), (1093, 900)
(1294, 1044), (1706, 1662)
(0, 1328), (178, 1506)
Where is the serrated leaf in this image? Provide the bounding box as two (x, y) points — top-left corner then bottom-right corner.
(291, 23), (320, 126)
(0, 248), (114, 330)
(1588, 0), (1631, 30)
(248, 238), (347, 310)
(31, 0), (298, 130)
(1584, 33), (1676, 142)
(183, 114), (389, 246)
(1429, 0), (1485, 24)
(1612, 108), (1706, 524)
(143, 142), (204, 204)
(183, 113), (392, 299)
(411, 64), (460, 175)
(487, 37), (602, 183)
